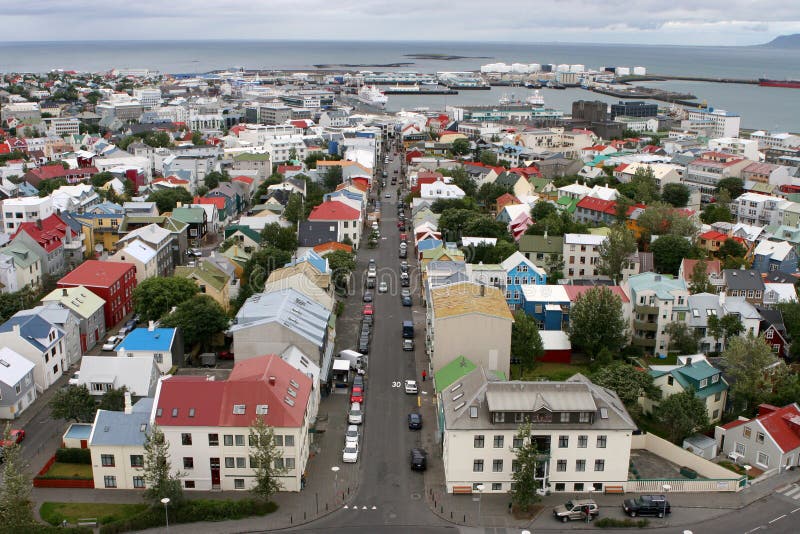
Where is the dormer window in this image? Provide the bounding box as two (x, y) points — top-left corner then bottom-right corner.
(469, 406), (478, 418)
(712, 374), (720, 383)
(700, 378), (708, 388)
(232, 404), (246, 415)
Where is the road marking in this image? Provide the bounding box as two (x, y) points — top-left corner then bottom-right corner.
(794, 493), (800, 500)
(791, 507), (800, 514)
(372, 506), (377, 510)
(746, 526), (765, 533)
(769, 515), (786, 524)
(417, 395), (421, 407)
(783, 486), (800, 497)
(343, 505), (349, 509)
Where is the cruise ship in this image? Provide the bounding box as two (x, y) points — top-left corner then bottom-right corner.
(357, 85), (388, 108)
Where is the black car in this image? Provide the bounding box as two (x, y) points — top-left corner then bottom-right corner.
(399, 249), (407, 259)
(410, 448), (427, 471)
(408, 413), (422, 430)
(358, 335), (370, 354)
(622, 495), (670, 518)
(401, 276), (410, 287)
(401, 295), (412, 306)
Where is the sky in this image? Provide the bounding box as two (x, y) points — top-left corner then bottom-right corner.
(1, 0), (799, 46)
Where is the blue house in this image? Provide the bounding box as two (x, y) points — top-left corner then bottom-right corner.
(501, 251), (547, 309)
(116, 327), (183, 374)
(520, 285), (570, 330)
(752, 240), (798, 275)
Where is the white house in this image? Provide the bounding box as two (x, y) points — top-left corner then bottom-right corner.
(0, 347), (37, 420)
(0, 314), (66, 393)
(109, 241), (159, 283)
(420, 182), (466, 201)
(562, 233), (606, 281)
(78, 356), (160, 397)
(715, 403), (800, 472)
(1, 196), (54, 232)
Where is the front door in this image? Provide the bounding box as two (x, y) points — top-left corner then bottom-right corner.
(210, 458), (220, 489)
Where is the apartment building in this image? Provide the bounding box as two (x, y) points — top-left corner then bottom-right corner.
(684, 152), (751, 202)
(684, 108), (741, 138)
(622, 273), (690, 355)
(1, 196), (55, 232)
(562, 234), (606, 281)
(733, 193), (790, 228)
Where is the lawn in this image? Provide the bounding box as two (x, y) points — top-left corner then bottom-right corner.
(642, 352), (678, 366)
(517, 362), (591, 382)
(717, 460), (755, 479)
(40, 502), (148, 526)
(42, 462), (93, 479)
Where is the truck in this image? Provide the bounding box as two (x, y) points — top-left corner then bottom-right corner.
(402, 320), (414, 339)
(339, 350), (367, 372)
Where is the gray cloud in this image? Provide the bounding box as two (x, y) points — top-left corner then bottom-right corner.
(0, 0), (798, 44)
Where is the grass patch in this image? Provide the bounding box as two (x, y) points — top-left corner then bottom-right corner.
(517, 362), (591, 382)
(40, 462), (93, 479)
(643, 353), (678, 366)
(718, 460), (755, 479)
(40, 502), (148, 526)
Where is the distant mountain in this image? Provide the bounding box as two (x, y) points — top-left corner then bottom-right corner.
(760, 34), (800, 49)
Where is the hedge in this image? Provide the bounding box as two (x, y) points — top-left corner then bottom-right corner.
(99, 499), (278, 534)
(596, 517), (649, 528)
(55, 448), (92, 464)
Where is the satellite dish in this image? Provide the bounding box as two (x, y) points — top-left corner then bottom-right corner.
(95, 244), (104, 254)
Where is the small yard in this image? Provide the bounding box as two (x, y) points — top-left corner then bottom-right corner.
(516, 362), (591, 381)
(40, 502), (148, 526)
(41, 462), (93, 479)
(641, 353), (678, 366)
(717, 460), (759, 479)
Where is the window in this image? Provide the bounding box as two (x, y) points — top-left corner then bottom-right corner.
(225, 457), (235, 468)
(735, 442), (746, 455)
(667, 376), (674, 386)
(578, 435), (588, 448)
(574, 482), (584, 492)
(593, 482), (603, 492)
(555, 483), (566, 492)
(597, 435), (607, 448)
(274, 458), (285, 470)
(715, 391), (722, 402)
(474, 435), (485, 448)
(700, 378), (708, 388)
(492, 459), (503, 472)
(101, 454), (115, 467)
(513, 436), (523, 449)
(579, 412), (590, 423)
(104, 476), (117, 488)
(130, 455), (144, 467)
(557, 459), (567, 472)
(558, 436), (569, 448)
(765, 329), (774, 339)
(757, 452), (769, 467)
(756, 432), (765, 444)
(595, 459), (605, 472)
(184, 480), (195, 489)
(492, 483), (502, 491)
(181, 433), (192, 446)
(133, 476), (145, 488)
(560, 412), (570, 423)
(154, 353), (163, 364)
(285, 458), (296, 471)
(511, 460), (520, 473)
(234, 479), (245, 490)
(473, 460), (484, 472)
(183, 457), (194, 469)
(713, 409), (720, 420)
(236, 457), (246, 469)
(743, 427), (752, 439)
(576, 459), (586, 472)
(493, 435), (504, 448)
(712, 374), (720, 383)
(224, 435), (233, 446)
(235, 435), (245, 446)
(285, 435), (295, 447)
(208, 433), (219, 446)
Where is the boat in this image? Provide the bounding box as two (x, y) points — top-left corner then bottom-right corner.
(357, 85), (388, 108)
(526, 89), (545, 107)
(759, 78), (800, 89)
(499, 93), (511, 105)
(387, 84), (421, 93)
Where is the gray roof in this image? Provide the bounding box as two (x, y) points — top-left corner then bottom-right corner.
(90, 398), (154, 447)
(518, 234), (563, 255)
(232, 288), (330, 345)
(723, 269), (765, 291)
(687, 293), (760, 328)
(0, 314), (63, 352)
(298, 220), (338, 247)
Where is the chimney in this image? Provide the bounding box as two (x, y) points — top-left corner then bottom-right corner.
(685, 357), (692, 366)
(62, 288), (68, 297)
(148, 320), (155, 332)
(124, 391), (133, 414)
(36, 219), (43, 230)
(268, 376), (277, 386)
(12, 324), (20, 335)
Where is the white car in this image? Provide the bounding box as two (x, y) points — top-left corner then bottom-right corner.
(342, 442), (359, 463)
(102, 336), (121, 351)
(68, 371), (80, 386)
(378, 281), (388, 293)
(404, 380), (418, 394)
(348, 402), (363, 425)
(345, 425), (359, 446)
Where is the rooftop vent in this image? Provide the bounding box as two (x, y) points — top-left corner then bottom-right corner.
(268, 376), (277, 385)
(454, 401), (466, 412)
(284, 397), (295, 407)
(289, 379), (300, 389)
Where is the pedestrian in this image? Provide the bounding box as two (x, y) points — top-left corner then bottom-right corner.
(422, 370), (427, 382)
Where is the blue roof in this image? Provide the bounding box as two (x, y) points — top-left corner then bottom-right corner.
(627, 272), (687, 301)
(0, 314), (63, 351)
(90, 398), (154, 446)
(286, 250), (329, 275)
(117, 328), (177, 352)
(417, 239), (443, 251)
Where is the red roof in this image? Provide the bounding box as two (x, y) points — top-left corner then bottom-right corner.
(563, 285), (630, 303)
(614, 163), (629, 173)
(729, 404), (800, 453)
(308, 200), (360, 221)
(313, 241), (353, 254)
(508, 166), (542, 178)
(13, 214), (74, 253)
(193, 196), (226, 209)
(699, 230), (728, 242)
(679, 259), (722, 281)
(232, 175), (254, 185)
(277, 165), (302, 174)
(576, 196), (617, 216)
(58, 260), (136, 289)
(229, 125), (247, 136)
(153, 176), (189, 185)
(154, 355), (312, 428)
(0, 144), (10, 155)
(721, 418), (748, 430)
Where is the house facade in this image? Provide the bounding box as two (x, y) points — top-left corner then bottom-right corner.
(42, 286), (107, 352)
(501, 251), (547, 309)
(57, 260), (137, 328)
(0, 314), (66, 393)
(562, 233), (606, 281)
(0, 347), (37, 419)
(715, 403), (800, 472)
(623, 273), (690, 356)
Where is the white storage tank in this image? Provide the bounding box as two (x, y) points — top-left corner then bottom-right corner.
(615, 67), (631, 76)
(569, 64), (585, 73)
(557, 64), (570, 73)
(511, 63), (529, 73)
(633, 66), (647, 76)
(529, 63), (541, 72)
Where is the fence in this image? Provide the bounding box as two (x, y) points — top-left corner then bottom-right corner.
(625, 478), (741, 493)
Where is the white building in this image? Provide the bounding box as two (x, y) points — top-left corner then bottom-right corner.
(733, 193), (791, 228)
(43, 117), (81, 137)
(420, 182), (466, 201)
(1, 196), (55, 232)
(623, 272), (690, 356)
(0, 313), (66, 393)
(708, 137), (760, 161)
(750, 131), (800, 151)
(562, 234), (606, 280)
(132, 88), (163, 109)
(0, 347), (37, 420)
(78, 356), (160, 397)
(685, 108), (741, 138)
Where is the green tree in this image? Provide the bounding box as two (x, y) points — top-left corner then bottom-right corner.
(718, 238), (746, 260)
(657, 389), (709, 443)
(260, 222), (298, 252)
(304, 151), (326, 169)
(509, 423), (541, 512)
(142, 424), (184, 507)
(666, 322), (700, 354)
(511, 311), (544, 373)
(91, 171), (115, 188)
(708, 313), (744, 349)
(239, 246), (295, 298)
(768, 372), (800, 406)
(133, 276), (199, 322)
(0, 287), (38, 323)
(777, 302), (800, 361)
(444, 167), (477, 198)
(438, 208), (481, 241)
(191, 131), (204, 146)
(322, 165), (343, 191)
(123, 178), (137, 199)
(630, 167), (660, 204)
(591, 361), (660, 406)
(162, 295), (229, 350)
(475, 181), (512, 210)
(614, 195), (635, 222)
(478, 150), (498, 166)
(722, 336), (781, 411)
(0, 424), (35, 530)
(204, 171), (229, 190)
(49, 385), (96, 422)
(568, 287), (626, 357)
(248, 415), (285, 501)
(451, 138), (471, 156)
(597, 224), (637, 282)
(430, 197), (477, 214)
(147, 188), (193, 214)
(650, 234), (692, 275)
(326, 249), (357, 294)
(37, 177), (68, 197)
(283, 193), (303, 224)
(700, 203), (733, 225)
(99, 387), (128, 412)
(465, 241), (517, 264)
(662, 183), (690, 208)
(716, 177), (744, 200)
(463, 215), (512, 241)
(688, 260), (716, 294)
(637, 201), (697, 239)
(144, 131), (172, 148)
(530, 200), (557, 222)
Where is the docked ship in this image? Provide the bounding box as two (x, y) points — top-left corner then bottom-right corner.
(357, 85), (388, 108)
(759, 78), (800, 89)
(526, 89), (545, 107)
(499, 89), (546, 107)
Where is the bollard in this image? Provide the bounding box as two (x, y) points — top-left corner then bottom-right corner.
(290, 515), (293, 524)
(463, 514), (466, 523)
(304, 511), (306, 520)
(450, 511), (453, 519)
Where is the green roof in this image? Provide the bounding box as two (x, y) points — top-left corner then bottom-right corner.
(650, 360), (728, 399)
(434, 356), (477, 391)
(528, 176), (551, 193)
(589, 227), (611, 236)
(171, 207), (206, 224)
(518, 234), (563, 254)
(556, 196), (578, 214)
(174, 261), (229, 291)
(224, 225), (261, 243)
(0, 241), (39, 268)
(627, 272), (686, 301)
(234, 153), (271, 162)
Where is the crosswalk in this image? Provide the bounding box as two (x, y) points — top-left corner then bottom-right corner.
(776, 483), (800, 500)
(343, 505), (379, 510)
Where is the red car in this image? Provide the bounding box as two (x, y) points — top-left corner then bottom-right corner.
(217, 350), (234, 360)
(362, 304), (374, 316)
(350, 386), (364, 403)
(0, 429), (25, 447)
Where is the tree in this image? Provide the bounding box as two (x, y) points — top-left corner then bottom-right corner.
(511, 311), (544, 373)
(304, 151), (326, 169)
(191, 131), (204, 146)
(475, 181), (512, 210)
(451, 138), (470, 156)
(591, 361), (660, 406)
(49, 385), (96, 422)
(37, 177), (68, 197)
(124, 178), (137, 199)
(162, 295), (229, 350)
(133, 276), (199, 322)
(636, 201), (697, 239)
(722, 336), (781, 411)
(717, 177), (744, 200)
(0, 425), (35, 530)
(700, 203), (733, 225)
(509, 423), (541, 512)
(437, 208), (481, 241)
(260, 223), (298, 252)
(630, 167), (660, 204)
(249, 415), (285, 501)
(283, 193), (303, 224)
(463, 215), (512, 241)
(666, 322), (700, 354)
(650, 234), (692, 275)
(91, 171), (115, 188)
(147, 188), (193, 214)
(614, 195), (634, 222)
(465, 241), (517, 264)
(777, 302), (800, 361)
(768, 372), (800, 407)
(322, 164), (343, 191)
(662, 183), (690, 208)
(99, 387), (127, 412)
(597, 224), (637, 282)
(142, 424), (184, 507)
(718, 238), (746, 260)
(326, 249), (357, 294)
(568, 287), (626, 357)
(689, 260), (716, 294)
(144, 131), (172, 148)
(442, 167), (477, 198)
(478, 150), (498, 166)
(530, 200), (557, 222)
(658, 389), (709, 442)
(708, 313), (744, 349)
(204, 171), (229, 190)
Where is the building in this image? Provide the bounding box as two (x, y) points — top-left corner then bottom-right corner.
(752, 241), (798, 275)
(749, 131), (800, 151)
(0, 240), (43, 292)
(685, 108), (741, 138)
(152, 355), (317, 492)
(562, 234), (606, 280)
(307, 201), (362, 248)
(623, 273), (690, 355)
(175, 260), (233, 311)
(678, 259), (724, 293)
(15, 303), (82, 367)
(0, 314), (66, 393)
(686, 292), (761, 353)
(171, 207), (208, 246)
(501, 251), (547, 309)
(116, 326), (184, 374)
(440, 371), (636, 494)
(116, 223), (176, 278)
(722, 269), (765, 306)
(74, 202), (126, 253)
(78, 356), (160, 397)
(734, 193), (790, 228)
(1, 196), (55, 233)
(427, 282), (514, 377)
(0, 347), (37, 419)
(642, 354), (728, 423)
(685, 152), (750, 202)
(518, 234), (563, 271)
(109, 241), (158, 283)
(715, 403), (800, 471)
(571, 100), (608, 123)
(42, 286), (107, 352)
(57, 260), (137, 328)
(610, 101), (657, 120)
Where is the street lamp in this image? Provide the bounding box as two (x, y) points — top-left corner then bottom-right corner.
(331, 466), (340, 503)
(160, 497), (170, 532)
(661, 484), (671, 519)
(475, 484), (485, 525)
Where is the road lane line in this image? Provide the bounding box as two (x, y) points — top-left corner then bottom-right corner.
(417, 395), (421, 407)
(769, 515), (786, 524)
(783, 486), (800, 497)
(791, 507), (800, 514)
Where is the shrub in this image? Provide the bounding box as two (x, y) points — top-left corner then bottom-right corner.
(55, 447), (92, 464)
(596, 517), (649, 528)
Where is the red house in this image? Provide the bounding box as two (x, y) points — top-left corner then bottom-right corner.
(57, 260), (137, 328)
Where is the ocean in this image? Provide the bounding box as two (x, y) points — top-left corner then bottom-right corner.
(0, 40), (798, 130)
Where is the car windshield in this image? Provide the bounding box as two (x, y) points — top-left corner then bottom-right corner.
(346, 428), (357, 437)
(344, 446), (357, 454)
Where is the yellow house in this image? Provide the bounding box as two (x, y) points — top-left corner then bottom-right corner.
(175, 260), (232, 311)
(74, 204), (126, 255)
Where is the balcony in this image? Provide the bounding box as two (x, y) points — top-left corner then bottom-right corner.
(634, 304), (659, 315)
(631, 336), (656, 348)
(633, 320), (658, 332)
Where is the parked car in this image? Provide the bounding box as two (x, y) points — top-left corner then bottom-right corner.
(187, 248), (203, 257)
(102, 335), (121, 351)
(399, 249), (407, 259)
(0, 429), (25, 447)
(400, 261), (409, 272)
(342, 442), (359, 463)
(401, 295), (413, 307)
(378, 281), (388, 293)
(400, 273), (409, 285)
(553, 499), (600, 522)
(362, 304), (374, 316)
(348, 402), (363, 424)
(366, 277), (376, 289)
(363, 291), (373, 303)
(217, 350), (234, 360)
(68, 371), (80, 385)
(350, 386), (364, 403)
(358, 335), (370, 353)
(345, 425), (359, 445)
(410, 448), (427, 471)
(353, 375), (364, 390)
(623, 495), (670, 518)
(408, 413), (422, 430)
(362, 314), (373, 325)
(403, 338), (414, 351)
(404, 379), (418, 394)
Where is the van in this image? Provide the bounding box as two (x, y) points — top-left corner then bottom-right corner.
(348, 402), (363, 425)
(402, 320), (414, 339)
